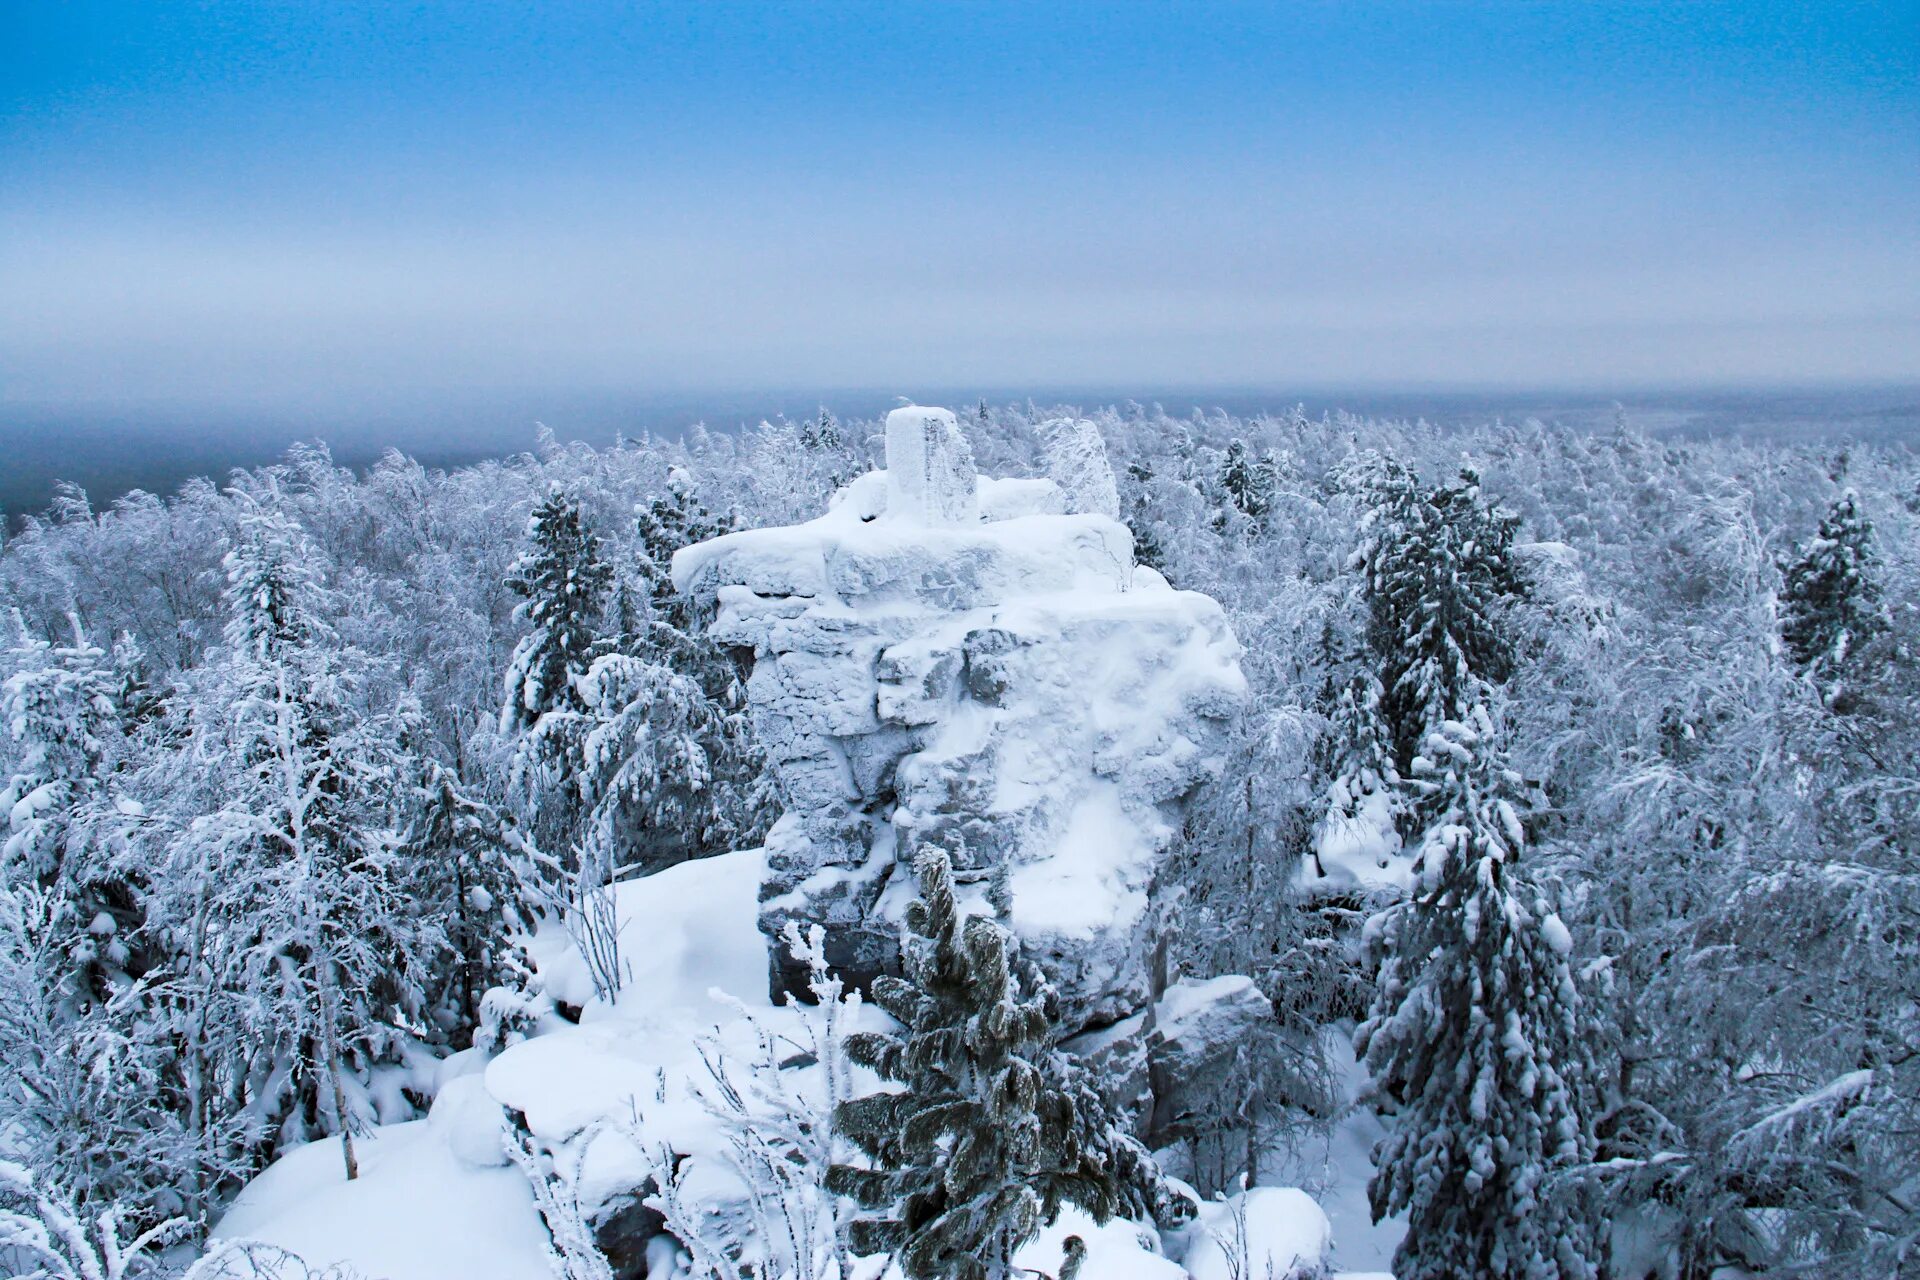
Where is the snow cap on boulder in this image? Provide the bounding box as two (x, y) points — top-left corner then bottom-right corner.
(885, 404), (978, 525)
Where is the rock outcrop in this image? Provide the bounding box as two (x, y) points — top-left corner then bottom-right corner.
(1146, 975), (1276, 1149)
(673, 406), (1245, 1031)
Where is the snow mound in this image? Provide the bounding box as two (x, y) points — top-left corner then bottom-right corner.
(528, 846), (772, 1015)
(217, 848), (783, 1280)
(212, 1121), (551, 1280)
(1178, 1186), (1335, 1280)
(1014, 1206), (1187, 1279)
(428, 1073), (511, 1168)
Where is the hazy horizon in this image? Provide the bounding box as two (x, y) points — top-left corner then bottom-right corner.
(5, 380), (1916, 522)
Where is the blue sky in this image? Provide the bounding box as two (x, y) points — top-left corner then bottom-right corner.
(3, 1), (1916, 408)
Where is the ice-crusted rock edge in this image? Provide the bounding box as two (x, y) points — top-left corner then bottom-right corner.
(673, 405), (1247, 1031)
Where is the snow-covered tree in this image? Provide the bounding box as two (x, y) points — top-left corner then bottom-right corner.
(0, 619), (182, 1220)
(1216, 438), (1278, 528)
(1307, 673), (1406, 890)
(1779, 488), (1880, 690)
(801, 408), (844, 453)
(569, 469), (765, 878)
(0, 1158), (198, 1280)
(149, 509), (429, 1181)
(1121, 461), (1170, 575)
(575, 653), (761, 877)
(2, 618), (120, 889)
(1356, 708), (1600, 1280)
(829, 847), (1170, 1280)
(0, 616), (155, 1021)
(0, 884), (198, 1227)
(402, 760), (545, 1052)
(631, 469), (735, 637)
(1039, 418), (1120, 519)
(1353, 461), (1525, 779)
(501, 489), (612, 733)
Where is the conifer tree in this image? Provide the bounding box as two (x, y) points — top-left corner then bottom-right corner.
(403, 759), (545, 1051)
(800, 408), (844, 452)
(632, 468), (736, 637)
(627, 469), (749, 710)
(0, 618), (154, 1018)
(1, 618), (119, 889)
(574, 651), (762, 875)
(1355, 707), (1600, 1280)
(1217, 438), (1278, 526)
(828, 847), (1170, 1280)
(573, 470), (764, 874)
(501, 490), (612, 732)
(1309, 673), (1406, 884)
(1122, 462), (1170, 575)
(1779, 489), (1880, 687)
(109, 631), (163, 733)
(1354, 462), (1524, 776)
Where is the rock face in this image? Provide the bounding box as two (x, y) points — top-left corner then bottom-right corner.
(1146, 975), (1275, 1148)
(673, 406), (1246, 1031)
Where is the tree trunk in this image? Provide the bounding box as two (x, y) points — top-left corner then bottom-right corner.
(321, 977), (359, 1181)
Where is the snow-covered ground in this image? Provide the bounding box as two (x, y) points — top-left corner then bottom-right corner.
(214, 1119), (552, 1280)
(1270, 1034), (1407, 1275)
(215, 842), (1395, 1279)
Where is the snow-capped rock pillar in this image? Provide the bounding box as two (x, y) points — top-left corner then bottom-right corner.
(884, 406), (978, 525)
(672, 408), (1246, 1031)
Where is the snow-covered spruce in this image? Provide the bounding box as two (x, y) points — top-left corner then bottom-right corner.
(1348, 458), (1525, 786)
(1779, 487), (1882, 697)
(828, 845), (1177, 1280)
(1355, 708), (1600, 1280)
(502, 488), (614, 735)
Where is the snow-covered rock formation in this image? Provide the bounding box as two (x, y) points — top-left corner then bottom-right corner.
(673, 406), (1246, 1030)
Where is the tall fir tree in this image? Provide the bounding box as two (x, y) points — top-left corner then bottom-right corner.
(575, 653), (762, 876)
(1355, 707), (1601, 1280)
(1122, 461), (1170, 576)
(828, 847), (1171, 1280)
(501, 489), (612, 733)
(1354, 462), (1525, 779)
(402, 759), (545, 1052)
(1216, 438), (1278, 528)
(631, 468), (736, 637)
(573, 469), (765, 875)
(1779, 488), (1880, 689)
